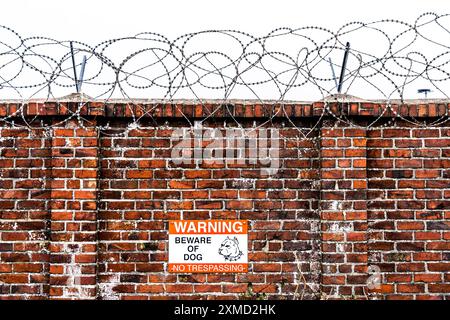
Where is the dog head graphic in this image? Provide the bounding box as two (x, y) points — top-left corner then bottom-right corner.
(218, 236), (243, 261)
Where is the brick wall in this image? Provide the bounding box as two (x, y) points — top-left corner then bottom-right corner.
(367, 124), (450, 299)
(0, 100), (449, 300)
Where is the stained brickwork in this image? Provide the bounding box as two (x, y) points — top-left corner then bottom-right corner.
(367, 124), (450, 299)
(0, 101), (449, 300)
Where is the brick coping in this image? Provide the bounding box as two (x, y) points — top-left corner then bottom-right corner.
(0, 100), (449, 118)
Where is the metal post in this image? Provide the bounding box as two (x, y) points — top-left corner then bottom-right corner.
(337, 42), (351, 93)
(70, 42), (79, 93)
(328, 57), (338, 92)
(78, 55), (87, 92)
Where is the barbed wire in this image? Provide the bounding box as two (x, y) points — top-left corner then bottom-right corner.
(0, 12), (449, 135)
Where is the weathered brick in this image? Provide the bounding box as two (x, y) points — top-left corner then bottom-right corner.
(0, 102), (449, 301)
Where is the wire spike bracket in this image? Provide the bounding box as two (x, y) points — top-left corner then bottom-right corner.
(417, 88), (431, 99)
(328, 58), (338, 92)
(337, 42), (351, 94)
(69, 41), (87, 93)
(78, 55), (87, 92)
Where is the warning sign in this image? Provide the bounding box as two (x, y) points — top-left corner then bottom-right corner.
(168, 220), (248, 273)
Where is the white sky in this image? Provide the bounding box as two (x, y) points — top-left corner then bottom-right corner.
(1, 0), (449, 101)
(2, 0), (448, 40)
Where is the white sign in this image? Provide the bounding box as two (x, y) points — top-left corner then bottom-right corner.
(168, 220), (248, 273)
